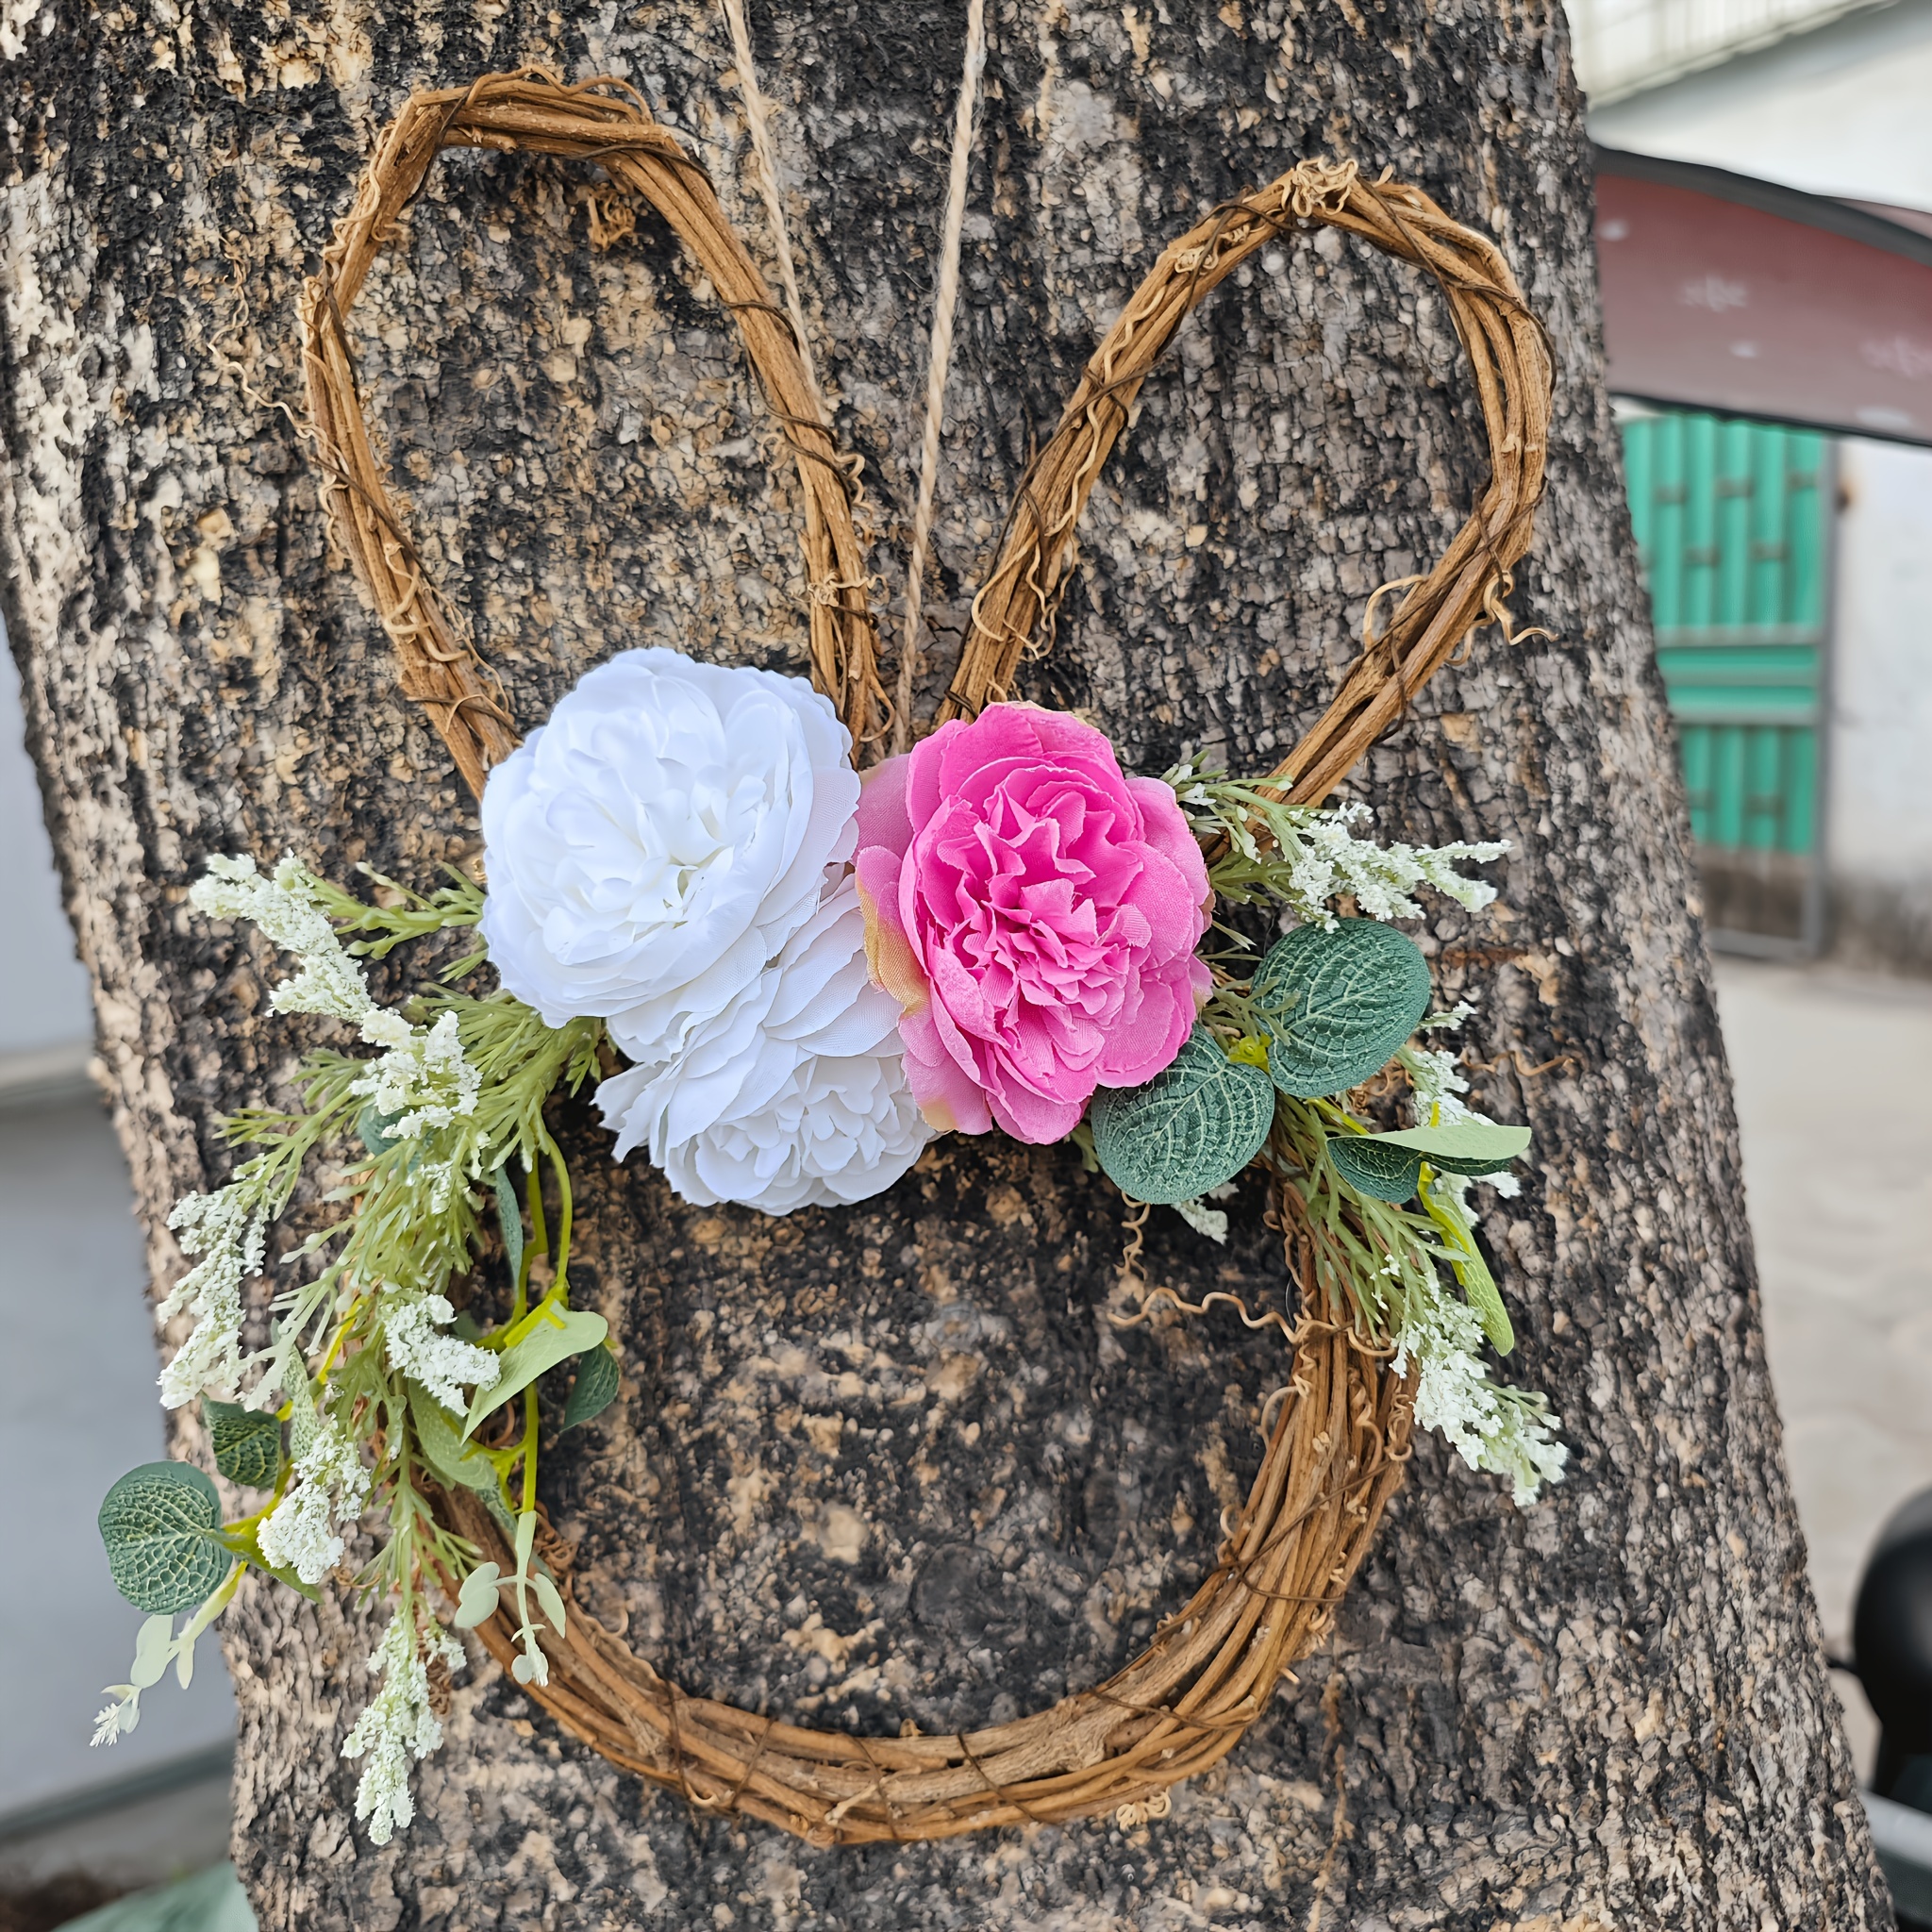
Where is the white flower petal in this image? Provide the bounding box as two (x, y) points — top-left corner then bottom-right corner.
(596, 876), (929, 1216)
(479, 649), (859, 1043)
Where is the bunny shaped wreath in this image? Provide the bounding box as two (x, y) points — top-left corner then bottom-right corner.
(95, 70), (1561, 1848)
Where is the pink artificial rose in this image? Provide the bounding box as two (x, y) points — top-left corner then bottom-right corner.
(854, 704), (1212, 1144)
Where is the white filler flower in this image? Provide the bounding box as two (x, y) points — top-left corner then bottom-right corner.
(341, 1614), (465, 1845)
(480, 648), (861, 1063)
(596, 875), (929, 1215)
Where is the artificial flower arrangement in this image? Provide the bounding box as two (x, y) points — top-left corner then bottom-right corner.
(92, 645), (1565, 1842)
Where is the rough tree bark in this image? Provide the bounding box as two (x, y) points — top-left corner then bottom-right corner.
(0, 0), (1891, 1924)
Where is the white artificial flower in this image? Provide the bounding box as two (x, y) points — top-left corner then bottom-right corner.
(351, 1011), (481, 1209)
(1407, 1043), (1475, 1130)
(1265, 802), (1507, 931)
(1172, 1196), (1230, 1243)
(341, 1614), (465, 1845)
(155, 1185), (267, 1408)
(595, 874), (929, 1215)
(351, 1011), (480, 1142)
(1392, 1283), (1568, 1507)
(384, 1293), (499, 1413)
(479, 648), (861, 1063)
(258, 1418), (373, 1585)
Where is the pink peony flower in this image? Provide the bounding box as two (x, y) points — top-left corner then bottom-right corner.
(854, 704), (1212, 1143)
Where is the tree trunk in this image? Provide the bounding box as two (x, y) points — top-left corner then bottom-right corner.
(0, 0), (1890, 1924)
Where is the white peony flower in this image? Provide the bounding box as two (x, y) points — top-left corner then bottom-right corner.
(479, 648), (860, 1063)
(595, 874), (930, 1215)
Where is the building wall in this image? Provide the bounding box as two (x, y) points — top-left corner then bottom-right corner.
(1586, 0), (1932, 211)
(1573, 0), (1932, 970)
(1570, 0), (1896, 103)
(1828, 438), (1932, 970)
(0, 647), (236, 1822)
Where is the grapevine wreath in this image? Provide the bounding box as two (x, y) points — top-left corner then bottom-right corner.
(92, 70), (1562, 1847)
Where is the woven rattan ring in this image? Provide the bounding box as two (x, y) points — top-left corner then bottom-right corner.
(298, 68), (1552, 1846)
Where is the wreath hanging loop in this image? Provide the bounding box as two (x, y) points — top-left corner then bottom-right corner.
(297, 67), (888, 795)
(158, 67), (1565, 1850)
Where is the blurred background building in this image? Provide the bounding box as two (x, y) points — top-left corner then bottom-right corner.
(2, 1), (1929, 1922)
(1571, 0), (1932, 1907)
(0, 666), (237, 1925)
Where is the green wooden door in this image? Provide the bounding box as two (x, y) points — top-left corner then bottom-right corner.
(1621, 409), (1826, 854)
(1620, 408), (1830, 943)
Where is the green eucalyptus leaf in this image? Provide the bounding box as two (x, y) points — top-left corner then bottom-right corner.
(98, 1464), (232, 1614)
(454, 1562), (503, 1630)
(1327, 1119), (1531, 1202)
(129, 1613), (175, 1691)
(1454, 1240), (1515, 1356)
(357, 1104), (400, 1157)
(1252, 919), (1433, 1097)
(529, 1570), (569, 1641)
(561, 1345), (621, 1432)
(1420, 1182), (1517, 1356)
(1367, 1120), (1531, 1175)
(1328, 1136), (1425, 1203)
(492, 1161), (525, 1289)
(408, 1380), (500, 1495)
(1089, 1029), (1276, 1206)
(201, 1398), (282, 1490)
(286, 1372), (321, 1461)
(463, 1302), (608, 1440)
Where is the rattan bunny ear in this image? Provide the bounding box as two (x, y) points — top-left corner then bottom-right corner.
(297, 68), (886, 796)
(945, 158), (1552, 806)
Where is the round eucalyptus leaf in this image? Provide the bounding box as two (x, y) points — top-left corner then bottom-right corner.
(1090, 1030), (1276, 1206)
(562, 1344), (621, 1431)
(202, 1398), (282, 1490)
(98, 1463), (230, 1613)
(1368, 1119), (1531, 1176)
(1328, 1118), (1531, 1200)
(1328, 1136), (1425, 1203)
(1252, 918), (1433, 1097)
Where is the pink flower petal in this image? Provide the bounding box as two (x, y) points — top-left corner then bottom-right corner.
(987, 1077), (1086, 1145)
(883, 705), (1213, 1140)
(857, 756), (914, 858)
(1095, 969), (1197, 1089)
(899, 1007), (993, 1135)
(856, 847), (930, 1015)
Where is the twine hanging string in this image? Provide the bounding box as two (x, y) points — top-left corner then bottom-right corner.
(302, 72), (1551, 1846)
(719, 0), (822, 408)
(892, 0), (988, 755)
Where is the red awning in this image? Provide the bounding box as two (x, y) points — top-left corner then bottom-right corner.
(1594, 148), (1932, 447)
